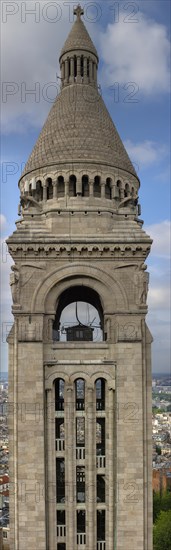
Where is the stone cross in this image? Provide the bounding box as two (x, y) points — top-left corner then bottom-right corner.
(74, 5), (84, 19)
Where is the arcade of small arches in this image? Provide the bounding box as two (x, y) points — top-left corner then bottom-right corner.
(60, 54), (98, 87)
(21, 174), (137, 203)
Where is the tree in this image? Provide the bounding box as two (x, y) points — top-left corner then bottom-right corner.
(153, 490), (171, 523)
(153, 510), (171, 550)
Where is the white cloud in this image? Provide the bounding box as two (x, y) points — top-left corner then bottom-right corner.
(0, 214), (8, 233)
(145, 220), (171, 258)
(148, 286), (170, 310)
(1, 1), (99, 133)
(100, 12), (170, 95)
(124, 140), (168, 169)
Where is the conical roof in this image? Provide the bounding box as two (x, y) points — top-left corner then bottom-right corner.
(59, 11), (98, 60)
(21, 85), (138, 180)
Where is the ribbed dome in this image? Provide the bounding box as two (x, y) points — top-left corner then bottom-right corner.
(21, 85), (138, 180)
(59, 14), (98, 61)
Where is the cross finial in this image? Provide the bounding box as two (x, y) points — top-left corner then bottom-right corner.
(74, 4), (84, 19)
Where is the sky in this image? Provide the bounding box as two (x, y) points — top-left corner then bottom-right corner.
(0, 0), (171, 374)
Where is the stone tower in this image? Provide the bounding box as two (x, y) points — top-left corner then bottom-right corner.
(7, 6), (152, 550)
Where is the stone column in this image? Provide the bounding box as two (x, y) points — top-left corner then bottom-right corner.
(77, 56), (81, 83)
(53, 180), (57, 199)
(87, 386), (96, 550)
(46, 387), (56, 550)
(65, 59), (69, 84)
(61, 62), (65, 85)
(84, 57), (88, 83)
(107, 386), (115, 550)
(89, 60), (93, 82)
(65, 180), (69, 197)
(65, 385), (76, 548)
(76, 178), (82, 196)
(101, 182), (105, 198)
(89, 179), (94, 197)
(43, 184), (47, 201)
(70, 57), (74, 83)
(94, 63), (97, 84)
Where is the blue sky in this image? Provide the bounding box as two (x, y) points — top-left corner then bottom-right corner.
(1, 0), (171, 374)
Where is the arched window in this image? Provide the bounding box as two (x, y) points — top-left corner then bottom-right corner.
(124, 183), (130, 198)
(96, 378), (105, 410)
(116, 180), (122, 200)
(96, 418), (105, 457)
(69, 175), (76, 197)
(75, 379), (85, 410)
(55, 379), (65, 411)
(29, 183), (32, 195)
(87, 58), (90, 78)
(58, 176), (65, 198)
(36, 180), (43, 202)
(94, 176), (101, 198)
(74, 56), (77, 79)
(47, 178), (53, 200)
(131, 186), (135, 197)
(82, 175), (89, 197)
(105, 178), (112, 199)
(81, 56), (84, 78)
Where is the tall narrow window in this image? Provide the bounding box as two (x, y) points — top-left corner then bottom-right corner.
(56, 458), (65, 503)
(69, 175), (76, 197)
(75, 379), (85, 410)
(97, 475), (105, 502)
(97, 510), (105, 541)
(117, 180), (122, 200)
(81, 55), (84, 78)
(87, 58), (90, 77)
(47, 178), (53, 200)
(124, 183), (130, 197)
(105, 178), (112, 199)
(76, 466), (85, 502)
(96, 419), (105, 456)
(77, 510), (86, 532)
(82, 175), (89, 197)
(96, 379), (105, 410)
(74, 56), (77, 78)
(57, 511), (66, 538)
(94, 176), (101, 197)
(58, 176), (65, 198)
(55, 379), (64, 411)
(55, 418), (65, 451)
(76, 417), (85, 446)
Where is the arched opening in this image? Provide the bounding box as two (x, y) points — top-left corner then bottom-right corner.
(69, 175), (76, 197)
(53, 286), (104, 342)
(124, 183), (130, 198)
(81, 55), (84, 78)
(55, 379), (65, 411)
(105, 178), (112, 199)
(82, 175), (89, 197)
(47, 178), (53, 200)
(35, 180), (43, 202)
(96, 378), (105, 410)
(57, 176), (65, 198)
(74, 56), (77, 79)
(75, 379), (85, 410)
(87, 58), (90, 78)
(29, 183), (32, 195)
(116, 180), (122, 200)
(94, 176), (101, 198)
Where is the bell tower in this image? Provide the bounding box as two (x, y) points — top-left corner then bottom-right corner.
(7, 6), (152, 550)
